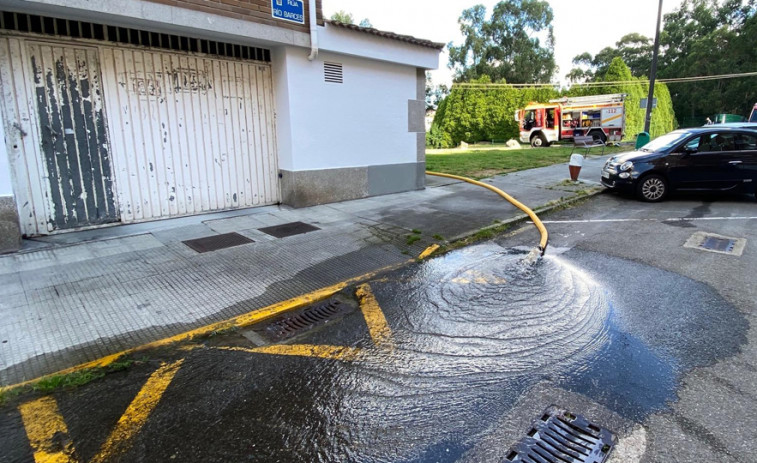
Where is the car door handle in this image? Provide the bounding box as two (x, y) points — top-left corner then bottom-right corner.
(729, 160), (743, 165)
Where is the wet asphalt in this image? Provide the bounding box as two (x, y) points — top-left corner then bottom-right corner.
(2, 191), (756, 463)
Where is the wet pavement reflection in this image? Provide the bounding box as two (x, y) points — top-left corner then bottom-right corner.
(274, 242), (747, 462)
(331, 247), (610, 461)
(2, 242), (747, 463)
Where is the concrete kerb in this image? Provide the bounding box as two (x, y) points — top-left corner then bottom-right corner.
(444, 182), (605, 244)
(0, 178), (601, 395)
(0, 260), (416, 394)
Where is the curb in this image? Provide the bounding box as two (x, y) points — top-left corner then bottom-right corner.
(446, 184), (604, 244)
(0, 259), (415, 393)
(1, 181), (602, 394)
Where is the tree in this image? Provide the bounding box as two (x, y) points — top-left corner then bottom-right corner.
(431, 57), (675, 148)
(330, 10), (354, 24)
(659, 0), (757, 125)
(448, 1), (556, 84)
(330, 10), (372, 28)
(566, 33), (652, 82)
(425, 73), (449, 109)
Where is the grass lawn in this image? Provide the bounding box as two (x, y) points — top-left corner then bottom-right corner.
(426, 145), (626, 179)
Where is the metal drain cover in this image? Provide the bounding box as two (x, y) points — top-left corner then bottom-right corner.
(183, 232), (254, 253)
(250, 296), (356, 343)
(701, 237), (735, 252)
(683, 232), (746, 256)
(258, 221), (320, 238)
(503, 406), (614, 463)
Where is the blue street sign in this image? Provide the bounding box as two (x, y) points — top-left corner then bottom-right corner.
(271, 0), (305, 25)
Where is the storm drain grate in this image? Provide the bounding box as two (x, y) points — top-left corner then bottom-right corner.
(258, 221), (320, 238)
(256, 297), (355, 342)
(701, 237), (736, 253)
(182, 232), (254, 253)
(683, 231), (746, 256)
(503, 406), (614, 463)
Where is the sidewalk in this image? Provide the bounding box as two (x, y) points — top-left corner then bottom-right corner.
(0, 155), (611, 385)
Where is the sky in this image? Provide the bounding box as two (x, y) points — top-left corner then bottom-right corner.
(322, 0), (683, 86)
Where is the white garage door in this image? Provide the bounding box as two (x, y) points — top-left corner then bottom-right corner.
(100, 47), (279, 222)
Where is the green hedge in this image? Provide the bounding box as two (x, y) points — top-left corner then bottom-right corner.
(427, 76), (558, 148)
(429, 58), (675, 148)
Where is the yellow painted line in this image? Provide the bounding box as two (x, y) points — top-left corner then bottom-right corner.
(426, 171), (549, 254)
(418, 244), (440, 259)
(91, 359), (184, 463)
(213, 345), (361, 361)
(356, 284), (394, 348)
(18, 396), (78, 463)
(602, 113), (623, 124)
(1, 261), (411, 393)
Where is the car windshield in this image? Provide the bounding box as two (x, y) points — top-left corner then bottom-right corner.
(639, 131), (692, 152)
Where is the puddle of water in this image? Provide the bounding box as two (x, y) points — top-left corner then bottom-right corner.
(324, 245), (614, 462)
(199, 243), (746, 463)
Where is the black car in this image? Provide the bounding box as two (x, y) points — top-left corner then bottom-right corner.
(601, 127), (757, 201)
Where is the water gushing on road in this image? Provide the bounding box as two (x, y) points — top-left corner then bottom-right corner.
(322, 244), (612, 462)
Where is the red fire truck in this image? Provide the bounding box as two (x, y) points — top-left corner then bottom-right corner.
(515, 93), (626, 147)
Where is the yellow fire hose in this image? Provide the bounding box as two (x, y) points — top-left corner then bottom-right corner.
(426, 171), (549, 255)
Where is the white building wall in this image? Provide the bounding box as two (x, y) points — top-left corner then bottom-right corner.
(283, 48), (417, 171)
(272, 47), (295, 172)
(318, 25), (439, 70)
(0, 138), (10, 195)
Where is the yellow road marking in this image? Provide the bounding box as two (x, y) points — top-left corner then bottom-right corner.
(356, 284), (394, 348)
(215, 345), (361, 361)
(418, 244), (440, 259)
(91, 359), (184, 463)
(1, 261), (412, 394)
(18, 397), (78, 463)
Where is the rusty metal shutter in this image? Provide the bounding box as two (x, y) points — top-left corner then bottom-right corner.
(0, 39), (119, 234)
(28, 42), (119, 230)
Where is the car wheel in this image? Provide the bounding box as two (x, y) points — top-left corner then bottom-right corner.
(531, 133), (547, 148)
(636, 174), (668, 202)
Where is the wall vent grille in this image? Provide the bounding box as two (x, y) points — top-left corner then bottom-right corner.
(0, 11), (271, 62)
(324, 62), (343, 83)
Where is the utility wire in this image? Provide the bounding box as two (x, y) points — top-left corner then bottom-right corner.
(451, 70), (757, 89)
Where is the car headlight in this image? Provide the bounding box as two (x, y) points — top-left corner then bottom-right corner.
(620, 161), (634, 172)
(619, 172), (631, 179)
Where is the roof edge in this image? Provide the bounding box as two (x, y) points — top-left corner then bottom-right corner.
(325, 20), (445, 50)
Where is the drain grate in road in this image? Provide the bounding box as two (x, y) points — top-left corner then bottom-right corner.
(253, 297), (355, 343)
(503, 406), (614, 463)
(701, 237), (736, 253)
(683, 231), (746, 256)
(183, 232), (254, 253)
(258, 221), (320, 238)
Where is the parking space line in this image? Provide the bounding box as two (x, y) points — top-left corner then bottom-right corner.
(91, 359), (184, 463)
(356, 283), (394, 348)
(18, 396), (79, 463)
(215, 345), (361, 361)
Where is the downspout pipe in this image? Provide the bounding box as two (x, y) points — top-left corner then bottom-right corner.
(307, 0), (318, 61)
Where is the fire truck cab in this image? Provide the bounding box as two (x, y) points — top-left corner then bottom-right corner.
(515, 94), (626, 148)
